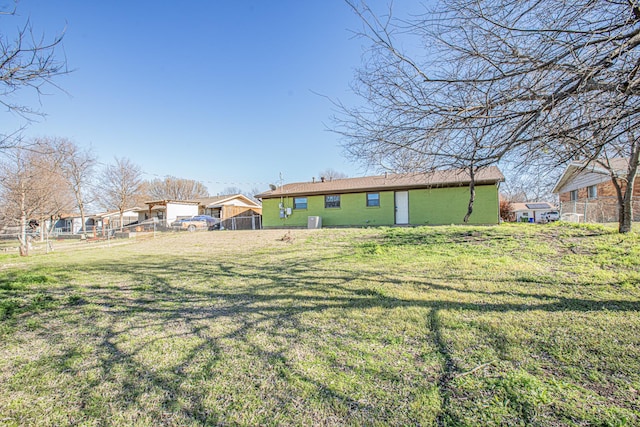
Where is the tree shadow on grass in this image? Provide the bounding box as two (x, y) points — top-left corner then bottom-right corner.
(1, 246), (639, 425)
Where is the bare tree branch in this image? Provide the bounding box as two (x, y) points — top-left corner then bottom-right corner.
(146, 176), (209, 200)
(335, 0), (640, 231)
(1, 1), (69, 149)
(95, 157), (144, 232)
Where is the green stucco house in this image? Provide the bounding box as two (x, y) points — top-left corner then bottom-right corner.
(256, 167), (504, 228)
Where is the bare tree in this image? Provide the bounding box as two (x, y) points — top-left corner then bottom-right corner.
(337, 0), (640, 232)
(317, 168), (348, 181)
(146, 176), (209, 200)
(248, 186), (263, 204)
(56, 139), (96, 237)
(95, 157), (143, 231)
(221, 186), (244, 196)
(1, 2), (68, 148)
(0, 140), (73, 255)
(218, 186), (264, 203)
(500, 161), (560, 203)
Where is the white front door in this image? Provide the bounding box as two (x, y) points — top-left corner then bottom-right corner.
(395, 191), (409, 225)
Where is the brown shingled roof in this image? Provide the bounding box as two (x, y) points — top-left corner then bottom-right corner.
(256, 166), (504, 199)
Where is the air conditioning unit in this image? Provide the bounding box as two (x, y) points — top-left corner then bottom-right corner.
(307, 216), (322, 229)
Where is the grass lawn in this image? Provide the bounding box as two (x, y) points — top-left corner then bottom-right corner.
(0, 223), (639, 426)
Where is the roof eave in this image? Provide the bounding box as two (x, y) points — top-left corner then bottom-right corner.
(258, 178), (503, 199)
(552, 160), (618, 193)
(552, 164), (578, 194)
(144, 200), (200, 206)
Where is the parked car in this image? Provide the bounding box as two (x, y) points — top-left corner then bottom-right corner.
(540, 211), (560, 222)
(171, 215), (220, 231)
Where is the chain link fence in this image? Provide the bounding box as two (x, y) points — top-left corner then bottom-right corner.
(0, 214), (263, 253)
(220, 215), (262, 231)
(559, 199), (640, 223)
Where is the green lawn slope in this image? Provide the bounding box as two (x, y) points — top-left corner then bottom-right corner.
(0, 223), (638, 426)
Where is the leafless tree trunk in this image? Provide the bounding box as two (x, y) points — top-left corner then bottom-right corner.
(337, 0), (640, 231)
(18, 185), (28, 256)
(464, 167), (476, 223)
(623, 147), (639, 232)
(619, 136), (639, 233)
(56, 139), (96, 237)
(0, 140), (74, 255)
(602, 142), (639, 233)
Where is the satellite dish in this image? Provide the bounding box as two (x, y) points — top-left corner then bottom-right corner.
(269, 184), (277, 190)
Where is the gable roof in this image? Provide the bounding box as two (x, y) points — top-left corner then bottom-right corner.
(94, 208), (142, 219)
(552, 158), (629, 194)
(144, 199), (200, 208)
(190, 194), (261, 208)
(256, 166), (504, 199)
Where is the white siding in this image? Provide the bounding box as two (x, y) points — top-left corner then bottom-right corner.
(72, 217), (83, 234)
(166, 203), (198, 225)
(561, 170), (610, 193)
(514, 209), (549, 222)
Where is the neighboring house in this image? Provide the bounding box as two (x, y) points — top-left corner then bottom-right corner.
(510, 202), (556, 223)
(191, 194), (262, 230)
(552, 158), (640, 223)
(255, 167), (504, 228)
(192, 194), (262, 219)
(51, 214), (86, 234)
(93, 208), (141, 231)
(141, 196), (262, 230)
(51, 213), (94, 234)
(141, 200), (200, 227)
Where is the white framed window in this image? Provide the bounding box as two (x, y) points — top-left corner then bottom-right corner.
(588, 185), (597, 199)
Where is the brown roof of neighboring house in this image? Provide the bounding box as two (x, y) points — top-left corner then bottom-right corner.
(256, 166), (504, 199)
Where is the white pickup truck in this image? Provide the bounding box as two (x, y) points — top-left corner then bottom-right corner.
(540, 211), (560, 222)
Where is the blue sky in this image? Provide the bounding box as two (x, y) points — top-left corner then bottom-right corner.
(5, 1), (421, 195)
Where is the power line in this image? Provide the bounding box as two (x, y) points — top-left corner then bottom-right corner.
(94, 160), (274, 188)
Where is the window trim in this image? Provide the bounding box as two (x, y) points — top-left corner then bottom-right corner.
(366, 192), (380, 207)
(587, 185), (597, 199)
(569, 190), (578, 201)
(324, 194), (341, 209)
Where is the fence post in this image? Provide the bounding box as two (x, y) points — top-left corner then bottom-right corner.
(583, 201), (588, 223)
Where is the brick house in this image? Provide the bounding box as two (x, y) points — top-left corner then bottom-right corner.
(552, 158), (640, 223)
